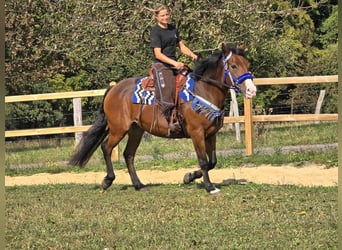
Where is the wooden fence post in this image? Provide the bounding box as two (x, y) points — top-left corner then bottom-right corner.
(315, 90), (326, 124)
(230, 89), (241, 142)
(244, 98), (254, 156)
(73, 98), (83, 146)
(112, 147), (119, 161)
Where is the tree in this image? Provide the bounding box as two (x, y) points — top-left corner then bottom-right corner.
(5, 0), (338, 132)
(286, 2), (338, 114)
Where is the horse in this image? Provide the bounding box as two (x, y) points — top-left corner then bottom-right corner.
(69, 42), (257, 194)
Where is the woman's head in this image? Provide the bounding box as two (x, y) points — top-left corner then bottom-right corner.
(154, 4), (169, 16)
(154, 4), (170, 26)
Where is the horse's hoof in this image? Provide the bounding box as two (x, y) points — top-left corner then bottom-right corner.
(101, 178), (114, 190)
(99, 189), (106, 194)
(101, 182), (110, 190)
(183, 173), (193, 184)
(139, 186), (150, 192)
(135, 184), (148, 191)
(209, 187), (221, 195)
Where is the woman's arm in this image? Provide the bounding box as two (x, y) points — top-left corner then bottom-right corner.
(179, 41), (198, 61)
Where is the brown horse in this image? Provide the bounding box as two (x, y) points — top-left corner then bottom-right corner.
(70, 42), (257, 194)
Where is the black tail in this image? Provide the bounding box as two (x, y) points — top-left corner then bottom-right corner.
(69, 87), (112, 167)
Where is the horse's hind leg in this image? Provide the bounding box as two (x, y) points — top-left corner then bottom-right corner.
(183, 135), (217, 185)
(101, 133), (125, 190)
(123, 124), (146, 190)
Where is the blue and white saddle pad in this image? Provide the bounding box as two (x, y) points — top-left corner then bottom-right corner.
(132, 73), (195, 105)
(131, 73), (222, 121)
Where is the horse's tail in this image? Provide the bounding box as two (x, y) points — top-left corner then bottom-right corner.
(69, 87), (112, 167)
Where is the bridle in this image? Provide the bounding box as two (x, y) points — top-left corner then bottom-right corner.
(189, 50), (254, 94)
(222, 51), (254, 93)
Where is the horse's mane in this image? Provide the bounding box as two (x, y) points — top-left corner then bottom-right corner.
(193, 47), (245, 81)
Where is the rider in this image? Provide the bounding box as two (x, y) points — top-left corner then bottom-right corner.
(150, 3), (198, 132)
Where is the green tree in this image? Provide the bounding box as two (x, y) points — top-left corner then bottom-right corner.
(5, 0), (338, 131)
(286, 2), (338, 114)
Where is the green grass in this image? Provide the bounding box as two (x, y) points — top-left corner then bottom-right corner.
(6, 184), (337, 249)
(5, 122), (338, 176)
(5, 122), (338, 249)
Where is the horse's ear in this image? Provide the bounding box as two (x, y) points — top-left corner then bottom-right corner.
(238, 43), (247, 51)
(221, 42), (230, 53)
(222, 42), (235, 53)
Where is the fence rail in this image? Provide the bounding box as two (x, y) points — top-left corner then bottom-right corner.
(5, 75), (338, 156)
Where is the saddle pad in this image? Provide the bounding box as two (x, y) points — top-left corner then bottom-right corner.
(132, 77), (155, 105)
(178, 73), (195, 102)
(132, 73), (195, 105)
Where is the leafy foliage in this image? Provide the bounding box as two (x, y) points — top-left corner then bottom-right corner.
(5, 0), (338, 131)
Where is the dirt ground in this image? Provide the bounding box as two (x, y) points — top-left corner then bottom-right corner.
(5, 164), (338, 187)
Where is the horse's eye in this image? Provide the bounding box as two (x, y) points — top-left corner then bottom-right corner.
(231, 64), (237, 70)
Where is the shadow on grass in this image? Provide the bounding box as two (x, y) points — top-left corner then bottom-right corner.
(92, 183), (166, 192)
(92, 180), (252, 194)
(123, 183), (166, 190)
(194, 178), (252, 190)
(119, 179), (252, 192)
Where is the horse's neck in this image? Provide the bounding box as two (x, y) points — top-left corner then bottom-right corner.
(194, 80), (227, 108)
(196, 65), (228, 103)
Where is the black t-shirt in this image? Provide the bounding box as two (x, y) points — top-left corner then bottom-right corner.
(150, 24), (181, 64)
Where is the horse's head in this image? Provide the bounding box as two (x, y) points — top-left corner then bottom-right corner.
(221, 43), (257, 98)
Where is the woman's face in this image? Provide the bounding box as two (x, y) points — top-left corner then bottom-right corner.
(156, 9), (170, 26)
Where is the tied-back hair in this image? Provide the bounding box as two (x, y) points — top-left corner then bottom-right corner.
(154, 3), (169, 16)
(194, 46), (246, 81)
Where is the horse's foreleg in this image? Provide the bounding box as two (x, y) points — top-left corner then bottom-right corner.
(124, 124), (146, 190)
(206, 135), (217, 171)
(187, 134), (219, 194)
(183, 135), (217, 186)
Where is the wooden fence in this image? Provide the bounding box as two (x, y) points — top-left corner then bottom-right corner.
(5, 75), (338, 156)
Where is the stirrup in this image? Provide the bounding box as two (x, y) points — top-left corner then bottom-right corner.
(168, 121), (182, 134)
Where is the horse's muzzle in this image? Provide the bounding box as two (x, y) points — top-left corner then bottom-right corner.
(245, 79), (257, 98)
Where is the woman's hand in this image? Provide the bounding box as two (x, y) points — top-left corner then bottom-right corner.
(190, 53), (198, 61)
(173, 61), (185, 70)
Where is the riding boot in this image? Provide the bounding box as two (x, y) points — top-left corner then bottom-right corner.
(169, 108), (181, 133)
(158, 101), (181, 134)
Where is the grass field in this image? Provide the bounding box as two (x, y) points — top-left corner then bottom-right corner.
(6, 183), (337, 249)
(5, 122), (338, 249)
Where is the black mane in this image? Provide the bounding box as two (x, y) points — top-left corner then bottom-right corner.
(193, 46), (245, 81)
(193, 51), (222, 81)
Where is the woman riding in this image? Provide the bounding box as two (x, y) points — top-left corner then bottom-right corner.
(150, 3), (198, 133)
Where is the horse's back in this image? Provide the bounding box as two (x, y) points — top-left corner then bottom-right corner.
(103, 77), (142, 126)
(108, 77), (138, 96)
(103, 76), (176, 137)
